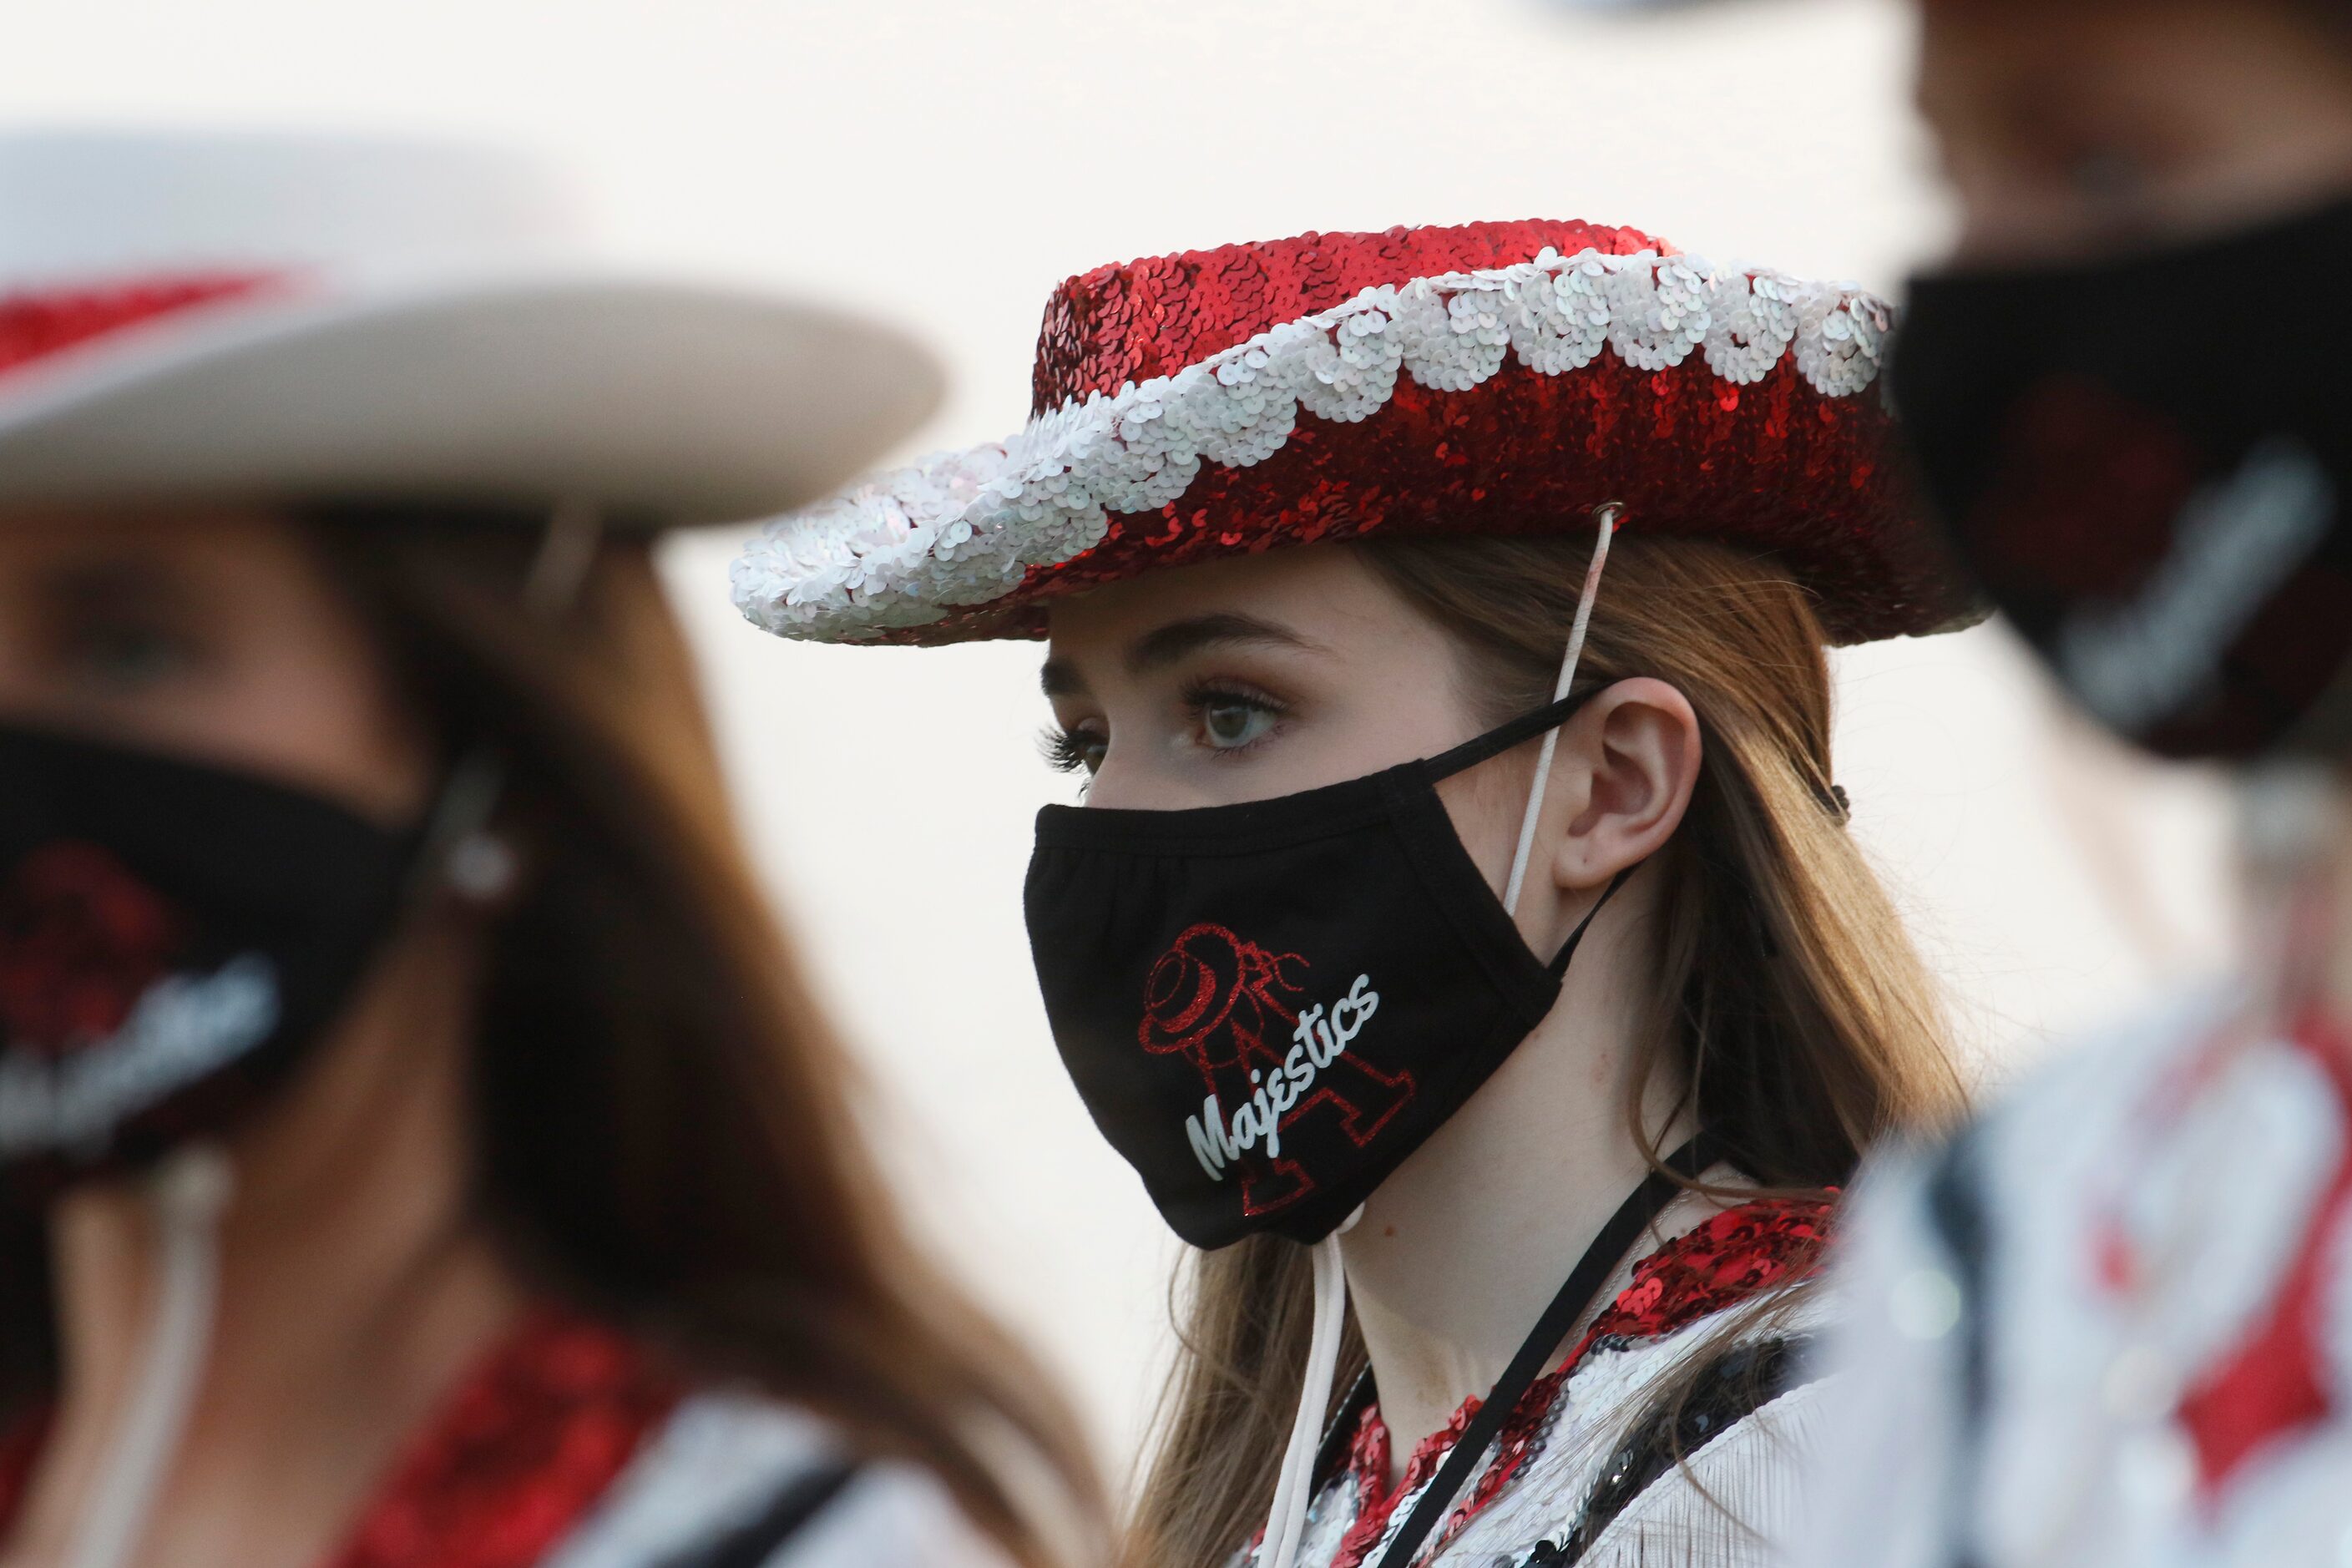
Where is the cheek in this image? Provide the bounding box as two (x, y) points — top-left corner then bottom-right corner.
(2190, 98), (2352, 211)
(164, 545), (437, 825)
(62, 643), (435, 827)
(110, 603), (430, 827)
(212, 646), (436, 825)
(0, 518), (438, 826)
(1433, 752), (1535, 894)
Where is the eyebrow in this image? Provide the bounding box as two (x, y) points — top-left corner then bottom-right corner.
(1128, 611), (1320, 673)
(1038, 611), (1320, 698)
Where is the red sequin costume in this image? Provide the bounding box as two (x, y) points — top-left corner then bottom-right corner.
(0, 1310), (999, 1566)
(1241, 1196), (1834, 1568)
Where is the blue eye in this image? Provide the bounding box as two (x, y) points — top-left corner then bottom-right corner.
(1196, 693), (1279, 751)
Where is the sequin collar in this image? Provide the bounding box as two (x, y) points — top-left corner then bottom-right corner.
(0, 1308), (679, 1567)
(1326, 1195), (1834, 1568)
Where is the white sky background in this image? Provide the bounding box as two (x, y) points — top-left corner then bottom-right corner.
(6, 0), (2241, 1474)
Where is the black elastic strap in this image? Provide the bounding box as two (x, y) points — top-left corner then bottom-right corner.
(1421, 689), (1601, 785)
(1415, 682), (1641, 980)
(1369, 1131), (1725, 1568)
(659, 1460), (861, 1568)
(1546, 867), (1636, 979)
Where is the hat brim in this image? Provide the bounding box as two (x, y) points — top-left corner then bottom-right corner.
(735, 249), (1982, 646)
(0, 271), (943, 528)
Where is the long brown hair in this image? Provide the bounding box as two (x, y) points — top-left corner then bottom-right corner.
(0, 503), (1100, 1565)
(1124, 532), (1965, 1567)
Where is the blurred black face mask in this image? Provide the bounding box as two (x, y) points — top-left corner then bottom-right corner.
(1894, 195), (2352, 761)
(0, 725), (417, 1198)
(1024, 692), (1626, 1249)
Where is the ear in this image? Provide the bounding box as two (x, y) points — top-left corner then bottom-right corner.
(1545, 676), (1702, 897)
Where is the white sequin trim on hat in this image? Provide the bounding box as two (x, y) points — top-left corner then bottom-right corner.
(731, 248), (1893, 643)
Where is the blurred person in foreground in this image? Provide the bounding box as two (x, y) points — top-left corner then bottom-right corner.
(1798, 3), (2352, 1564)
(735, 220), (1972, 1568)
(0, 133), (1095, 1568)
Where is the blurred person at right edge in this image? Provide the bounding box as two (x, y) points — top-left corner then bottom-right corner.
(0, 133), (1098, 1568)
(1798, 3), (2352, 1565)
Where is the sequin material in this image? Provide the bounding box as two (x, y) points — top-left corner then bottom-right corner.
(326, 1310), (679, 1568)
(1547, 1334), (1815, 1565)
(1314, 1196), (1834, 1568)
(0, 1308), (678, 1567)
(733, 221), (1970, 650)
(0, 275), (282, 380)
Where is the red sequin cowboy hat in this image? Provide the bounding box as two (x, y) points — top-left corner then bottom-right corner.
(0, 130), (940, 529)
(732, 219), (1975, 642)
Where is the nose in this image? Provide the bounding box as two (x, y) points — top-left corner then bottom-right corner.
(1081, 747), (1156, 811)
(1082, 741), (1215, 813)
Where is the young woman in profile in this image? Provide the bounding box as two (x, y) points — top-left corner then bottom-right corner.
(736, 220), (1970, 1568)
(0, 134), (1094, 1568)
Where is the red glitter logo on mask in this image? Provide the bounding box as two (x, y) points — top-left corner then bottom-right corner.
(0, 842), (182, 1055)
(1977, 376), (2203, 599)
(1141, 923), (1413, 1216)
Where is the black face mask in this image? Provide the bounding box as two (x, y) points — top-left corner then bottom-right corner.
(1024, 692), (1622, 1249)
(1894, 195), (2352, 762)
(0, 725), (420, 1197)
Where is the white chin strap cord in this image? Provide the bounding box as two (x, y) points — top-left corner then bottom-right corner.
(65, 1146), (234, 1568)
(1260, 1209), (1358, 1568)
(1256, 503), (1621, 1568)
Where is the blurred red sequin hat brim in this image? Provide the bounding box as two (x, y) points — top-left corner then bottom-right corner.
(733, 220), (1978, 648)
(0, 276), (285, 380)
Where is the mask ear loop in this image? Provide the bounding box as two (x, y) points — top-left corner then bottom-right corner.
(410, 499), (605, 898)
(1257, 503), (1623, 1568)
(59, 502), (604, 1568)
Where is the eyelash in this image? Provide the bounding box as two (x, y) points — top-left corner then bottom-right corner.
(1041, 726), (1096, 775)
(1180, 678), (1288, 756)
(1041, 680), (1292, 776)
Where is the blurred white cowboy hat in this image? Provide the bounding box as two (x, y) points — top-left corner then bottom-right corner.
(0, 130), (943, 528)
